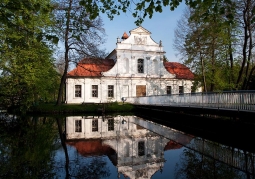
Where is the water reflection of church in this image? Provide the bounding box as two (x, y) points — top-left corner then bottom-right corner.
(65, 116), (192, 178)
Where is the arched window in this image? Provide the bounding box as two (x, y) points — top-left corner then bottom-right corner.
(137, 59), (144, 73)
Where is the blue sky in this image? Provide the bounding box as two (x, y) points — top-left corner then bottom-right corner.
(100, 3), (186, 62)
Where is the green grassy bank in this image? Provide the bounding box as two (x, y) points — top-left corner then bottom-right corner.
(28, 102), (134, 115)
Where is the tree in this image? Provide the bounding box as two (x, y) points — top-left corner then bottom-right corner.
(234, 0), (255, 89)
(52, 0), (106, 105)
(173, 8), (208, 91)
(173, 2), (246, 92)
(0, 0), (60, 110)
(175, 0), (255, 91)
(0, 43), (60, 108)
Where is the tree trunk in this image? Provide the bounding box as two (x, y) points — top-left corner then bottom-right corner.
(242, 1), (252, 90)
(228, 28), (234, 88)
(200, 52), (207, 92)
(236, 4), (249, 89)
(210, 36), (216, 92)
(56, 0), (72, 105)
(56, 71), (67, 105)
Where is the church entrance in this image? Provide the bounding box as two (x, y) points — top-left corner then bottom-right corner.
(136, 85), (146, 97)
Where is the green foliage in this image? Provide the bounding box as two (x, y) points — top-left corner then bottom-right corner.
(77, 0), (239, 25)
(174, 3), (246, 92)
(0, 0), (59, 110)
(0, 116), (58, 178)
(0, 0), (55, 46)
(0, 41), (60, 110)
(181, 0), (255, 91)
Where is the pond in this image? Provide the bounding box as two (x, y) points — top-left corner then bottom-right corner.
(0, 113), (254, 179)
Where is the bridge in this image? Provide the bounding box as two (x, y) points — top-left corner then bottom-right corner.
(126, 90), (255, 111)
(125, 90), (255, 120)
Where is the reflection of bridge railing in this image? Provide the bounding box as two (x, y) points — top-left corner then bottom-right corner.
(126, 90), (255, 111)
(132, 117), (255, 176)
(187, 138), (255, 175)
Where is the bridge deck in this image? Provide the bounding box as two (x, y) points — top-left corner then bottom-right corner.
(126, 91), (255, 118)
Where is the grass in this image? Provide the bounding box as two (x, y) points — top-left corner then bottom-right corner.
(28, 102), (134, 115)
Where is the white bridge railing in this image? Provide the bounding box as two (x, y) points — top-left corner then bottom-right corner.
(125, 90), (255, 111)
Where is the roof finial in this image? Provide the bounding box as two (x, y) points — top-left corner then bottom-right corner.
(117, 37), (121, 43)
(121, 32), (129, 39)
(159, 40), (162, 47)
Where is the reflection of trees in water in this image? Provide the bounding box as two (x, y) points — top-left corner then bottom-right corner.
(174, 148), (244, 179)
(0, 115), (58, 178)
(0, 115), (111, 179)
(55, 117), (111, 179)
(68, 157), (111, 179)
(56, 117), (70, 178)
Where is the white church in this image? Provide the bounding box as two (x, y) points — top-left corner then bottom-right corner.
(66, 26), (199, 103)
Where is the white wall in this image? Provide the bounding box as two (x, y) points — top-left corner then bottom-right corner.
(66, 77), (196, 103)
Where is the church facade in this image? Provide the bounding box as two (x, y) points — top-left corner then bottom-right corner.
(66, 26), (200, 104)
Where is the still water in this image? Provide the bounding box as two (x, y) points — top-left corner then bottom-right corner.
(0, 113), (254, 179)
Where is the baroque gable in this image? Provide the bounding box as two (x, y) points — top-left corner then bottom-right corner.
(118, 27), (158, 47)
(130, 26), (151, 35)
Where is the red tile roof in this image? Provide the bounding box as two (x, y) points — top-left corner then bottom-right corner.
(68, 58), (194, 80)
(67, 58), (115, 77)
(164, 140), (182, 150)
(164, 134), (193, 151)
(164, 62), (194, 80)
(66, 139), (116, 157)
(66, 139), (117, 166)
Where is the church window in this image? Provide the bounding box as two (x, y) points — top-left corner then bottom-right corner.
(138, 141), (145, 156)
(92, 119), (98, 132)
(92, 85), (98, 97)
(137, 59), (144, 73)
(108, 119), (114, 131)
(167, 86), (172, 95)
(75, 85), (81, 97)
(179, 86), (184, 94)
(75, 120), (82, 132)
(108, 85), (114, 97)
